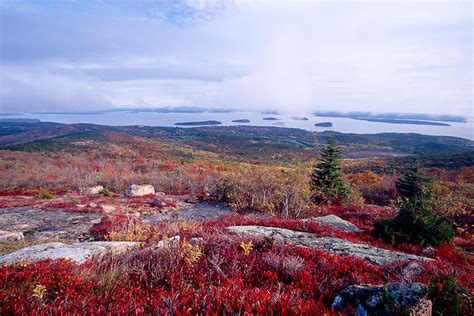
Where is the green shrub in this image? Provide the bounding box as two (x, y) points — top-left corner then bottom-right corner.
(71, 198), (81, 205)
(374, 200), (453, 246)
(98, 187), (113, 196)
(38, 188), (54, 200)
(310, 139), (350, 204)
(396, 166), (432, 201)
(428, 275), (472, 316)
(374, 167), (454, 246)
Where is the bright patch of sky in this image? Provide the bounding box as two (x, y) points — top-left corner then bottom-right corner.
(0, 0), (472, 115)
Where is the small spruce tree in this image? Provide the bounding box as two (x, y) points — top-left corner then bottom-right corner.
(310, 139), (349, 204)
(374, 166), (454, 246)
(395, 165), (432, 201)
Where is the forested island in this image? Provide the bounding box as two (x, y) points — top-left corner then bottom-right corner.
(175, 120), (222, 126)
(315, 122), (333, 127)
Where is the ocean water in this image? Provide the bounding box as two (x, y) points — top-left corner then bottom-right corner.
(3, 111), (473, 140)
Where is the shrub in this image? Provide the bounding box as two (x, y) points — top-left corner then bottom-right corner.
(374, 168), (454, 246)
(428, 274), (472, 315)
(374, 200), (454, 246)
(37, 188), (54, 199)
(2, 214), (471, 314)
(349, 173), (398, 206)
(98, 187), (113, 196)
(396, 166), (432, 201)
(0, 235), (386, 314)
(216, 166), (310, 217)
(310, 139), (350, 204)
(90, 214), (153, 242)
(71, 197), (81, 205)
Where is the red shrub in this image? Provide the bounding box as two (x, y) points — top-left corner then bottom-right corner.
(89, 214), (140, 239)
(2, 215), (473, 314)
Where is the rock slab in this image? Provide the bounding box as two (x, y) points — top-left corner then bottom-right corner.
(332, 283), (430, 315)
(81, 185), (104, 195)
(305, 215), (362, 232)
(227, 225), (430, 265)
(0, 241), (138, 264)
(0, 230), (24, 241)
(0, 207), (103, 242)
(125, 184), (155, 197)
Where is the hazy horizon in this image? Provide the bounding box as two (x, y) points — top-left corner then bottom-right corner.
(1, 0), (472, 116)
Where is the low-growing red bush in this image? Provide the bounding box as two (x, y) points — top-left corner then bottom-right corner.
(1, 234), (386, 314)
(2, 213), (473, 314)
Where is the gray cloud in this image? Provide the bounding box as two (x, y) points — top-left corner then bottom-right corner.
(0, 0), (471, 115)
(1, 68), (110, 112)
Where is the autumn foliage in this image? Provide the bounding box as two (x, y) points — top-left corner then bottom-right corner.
(2, 214), (473, 314)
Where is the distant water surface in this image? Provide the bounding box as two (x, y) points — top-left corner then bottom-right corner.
(2, 111), (473, 140)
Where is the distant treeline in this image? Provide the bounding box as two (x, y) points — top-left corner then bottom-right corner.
(346, 151), (474, 174)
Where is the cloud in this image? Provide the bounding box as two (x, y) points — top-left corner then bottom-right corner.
(0, 0), (471, 115)
(1, 68), (110, 112)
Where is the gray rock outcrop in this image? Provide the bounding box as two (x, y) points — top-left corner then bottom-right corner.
(100, 204), (116, 213)
(125, 184), (155, 197)
(0, 230), (24, 241)
(227, 225), (431, 265)
(305, 215), (362, 232)
(0, 241), (138, 264)
(332, 283), (430, 315)
(81, 185), (104, 195)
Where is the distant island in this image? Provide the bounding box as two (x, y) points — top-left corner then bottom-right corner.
(353, 118), (450, 126)
(263, 117), (278, 121)
(261, 110), (279, 115)
(175, 120), (222, 126)
(313, 110), (466, 123)
(232, 119), (251, 123)
(0, 118), (41, 123)
(315, 122), (333, 127)
(290, 116), (309, 121)
(26, 106), (235, 115)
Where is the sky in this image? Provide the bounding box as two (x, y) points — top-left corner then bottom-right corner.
(0, 0), (472, 115)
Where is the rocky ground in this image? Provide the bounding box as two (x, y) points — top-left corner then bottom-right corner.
(0, 199), (232, 243)
(0, 207), (103, 242)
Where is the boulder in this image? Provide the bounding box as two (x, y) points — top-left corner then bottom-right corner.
(227, 226), (431, 265)
(125, 184), (155, 197)
(402, 262), (425, 281)
(0, 241), (138, 265)
(151, 199), (166, 207)
(305, 215), (362, 232)
(332, 283), (430, 315)
(0, 230), (24, 241)
(100, 205), (116, 213)
(185, 196), (200, 204)
(155, 236), (181, 248)
(81, 185), (104, 195)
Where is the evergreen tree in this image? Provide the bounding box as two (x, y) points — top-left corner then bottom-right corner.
(374, 167), (453, 246)
(395, 165), (432, 201)
(310, 139), (349, 204)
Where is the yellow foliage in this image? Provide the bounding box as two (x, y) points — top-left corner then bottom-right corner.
(106, 222), (153, 242)
(240, 240), (253, 256)
(180, 239), (202, 265)
(162, 221), (202, 237)
(32, 284), (47, 299)
(13, 260), (28, 268)
(348, 171), (381, 186)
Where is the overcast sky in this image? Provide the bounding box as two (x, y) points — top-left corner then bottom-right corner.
(0, 0), (472, 115)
